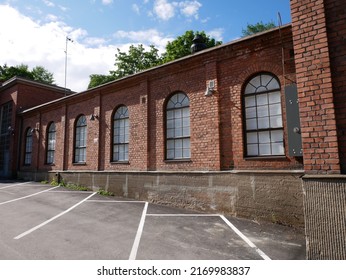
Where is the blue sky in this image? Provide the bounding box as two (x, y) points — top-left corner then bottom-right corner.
(0, 0), (291, 91)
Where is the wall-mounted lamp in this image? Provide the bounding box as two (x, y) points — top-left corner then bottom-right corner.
(8, 126), (15, 135)
(90, 114), (99, 121)
(205, 80), (216, 96)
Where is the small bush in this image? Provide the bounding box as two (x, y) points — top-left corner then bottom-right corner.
(97, 189), (114, 196)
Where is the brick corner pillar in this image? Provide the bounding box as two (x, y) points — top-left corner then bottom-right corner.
(290, 0), (346, 260)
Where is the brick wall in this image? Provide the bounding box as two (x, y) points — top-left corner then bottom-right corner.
(290, 0), (340, 174)
(18, 25), (303, 174)
(324, 0), (346, 172)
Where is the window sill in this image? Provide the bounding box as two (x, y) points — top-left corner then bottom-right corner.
(164, 159), (192, 163)
(73, 162), (87, 166)
(45, 163), (56, 166)
(111, 161), (130, 165)
(244, 156), (287, 161)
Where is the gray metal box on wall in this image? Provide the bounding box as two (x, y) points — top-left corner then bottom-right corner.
(285, 84), (302, 157)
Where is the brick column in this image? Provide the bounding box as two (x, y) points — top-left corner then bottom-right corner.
(290, 0), (340, 174)
(290, 0), (346, 259)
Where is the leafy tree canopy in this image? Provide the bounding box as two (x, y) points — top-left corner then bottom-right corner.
(241, 21), (276, 37)
(110, 44), (163, 80)
(162, 30), (222, 63)
(87, 30), (222, 89)
(0, 64), (55, 85)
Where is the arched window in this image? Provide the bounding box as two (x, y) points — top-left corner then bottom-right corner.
(24, 128), (33, 165)
(244, 73), (284, 156)
(74, 115), (87, 163)
(166, 92), (190, 160)
(46, 122), (56, 164)
(112, 106), (129, 162)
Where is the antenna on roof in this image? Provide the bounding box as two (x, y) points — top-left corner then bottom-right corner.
(64, 36), (73, 95)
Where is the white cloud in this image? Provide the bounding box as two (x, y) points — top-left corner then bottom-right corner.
(42, 0), (55, 8)
(153, 0), (175, 21)
(0, 4), (117, 92)
(178, 0), (201, 19)
(152, 0), (202, 21)
(132, 4), (140, 15)
(114, 29), (173, 51)
(102, 0), (113, 5)
(207, 28), (224, 42)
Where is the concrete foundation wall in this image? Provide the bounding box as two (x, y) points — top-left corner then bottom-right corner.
(17, 170), (305, 227)
(303, 176), (346, 259)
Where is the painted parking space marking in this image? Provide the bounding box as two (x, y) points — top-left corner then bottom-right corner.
(129, 202), (148, 260)
(220, 215), (271, 260)
(14, 192), (97, 240)
(147, 213), (220, 217)
(86, 200), (146, 203)
(145, 212), (270, 260)
(49, 190), (94, 194)
(0, 182), (32, 190)
(0, 186), (60, 206)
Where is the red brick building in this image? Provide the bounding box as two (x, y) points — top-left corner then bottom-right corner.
(1, 0), (345, 259)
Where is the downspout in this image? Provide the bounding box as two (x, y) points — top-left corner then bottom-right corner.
(16, 115), (23, 177)
(36, 111), (42, 174)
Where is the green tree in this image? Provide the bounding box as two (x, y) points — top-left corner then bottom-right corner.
(87, 31), (222, 89)
(241, 21), (276, 37)
(0, 64), (33, 81)
(31, 66), (55, 84)
(0, 64), (55, 85)
(162, 30), (222, 63)
(110, 44), (163, 80)
(87, 74), (115, 89)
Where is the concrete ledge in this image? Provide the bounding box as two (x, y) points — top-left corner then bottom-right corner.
(17, 170), (305, 227)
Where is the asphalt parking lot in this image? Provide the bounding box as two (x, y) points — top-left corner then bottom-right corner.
(0, 180), (306, 260)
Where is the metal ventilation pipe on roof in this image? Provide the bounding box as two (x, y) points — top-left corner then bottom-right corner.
(191, 34), (207, 54)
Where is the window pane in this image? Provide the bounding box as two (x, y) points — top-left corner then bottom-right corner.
(256, 94), (268, 106)
(259, 143), (271, 155)
(259, 131), (270, 143)
(261, 74), (273, 88)
(247, 132), (258, 144)
(167, 128), (174, 138)
(266, 77), (280, 91)
(272, 143), (284, 155)
(270, 116), (283, 128)
(245, 84), (256, 95)
(246, 119), (258, 130)
(167, 110), (174, 120)
(167, 140), (174, 149)
(167, 119), (174, 129)
(271, 130), (283, 142)
(246, 107), (256, 119)
(269, 91), (281, 103)
(245, 96), (256, 107)
(269, 104), (282, 115)
(258, 117), (269, 129)
(257, 105), (269, 117)
(247, 144), (258, 156)
(182, 127), (190, 137)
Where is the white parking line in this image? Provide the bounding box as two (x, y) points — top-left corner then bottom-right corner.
(14, 192), (97, 240)
(0, 186), (60, 206)
(0, 182), (32, 190)
(129, 202), (148, 260)
(146, 214), (220, 217)
(220, 215), (271, 260)
(86, 200), (146, 203)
